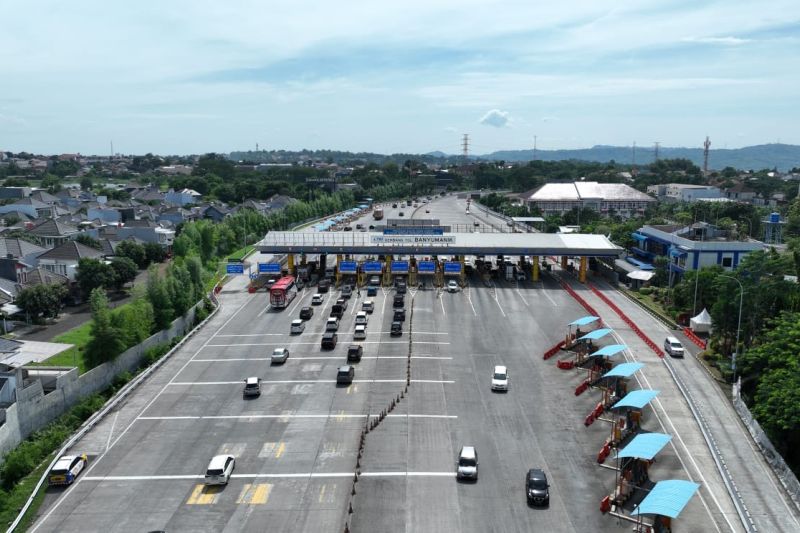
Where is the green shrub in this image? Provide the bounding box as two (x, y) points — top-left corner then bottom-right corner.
(639, 287), (653, 295)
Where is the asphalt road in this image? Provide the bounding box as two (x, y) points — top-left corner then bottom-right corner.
(28, 194), (789, 532)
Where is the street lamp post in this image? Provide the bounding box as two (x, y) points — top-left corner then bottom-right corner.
(719, 274), (744, 382)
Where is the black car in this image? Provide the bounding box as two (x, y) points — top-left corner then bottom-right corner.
(347, 344), (363, 362)
(393, 309), (406, 322)
(330, 304), (344, 318)
(299, 306), (314, 320)
(321, 332), (338, 349)
(392, 203), (398, 208)
(395, 282), (407, 295)
(337, 365), (355, 384)
(393, 295), (404, 308)
(526, 469), (549, 506)
(390, 321), (403, 336)
(318, 280), (330, 293)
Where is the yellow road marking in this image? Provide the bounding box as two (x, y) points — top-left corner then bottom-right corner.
(237, 483), (272, 505)
(275, 442), (285, 458)
(186, 484), (222, 505)
(319, 484), (326, 503)
(335, 410), (346, 421)
(259, 442), (276, 458)
(346, 384), (359, 394)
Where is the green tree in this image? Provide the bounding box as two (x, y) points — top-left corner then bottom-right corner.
(116, 240), (147, 268)
(75, 258), (114, 296)
(80, 177), (93, 191)
(146, 266), (175, 330)
(109, 257), (138, 290)
(111, 297), (154, 347)
(75, 234), (103, 250)
(144, 242), (166, 264)
(85, 288), (125, 367)
(15, 284), (68, 323)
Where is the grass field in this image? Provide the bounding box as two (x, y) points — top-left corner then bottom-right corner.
(31, 322), (93, 374)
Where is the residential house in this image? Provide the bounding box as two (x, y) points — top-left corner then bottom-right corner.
(0, 187), (32, 200)
(87, 206), (122, 223)
(0, 198), (54, 219)
(36, 240), (106, 280)
(157, 206), (193, 225)
(0, 238), (47, 283)
(165, 188), (201, 206)
(26, 219), (80, 248)
(723, 183), (757, 203)
(201, 203), (231, 222)
(88, 221), (175, 248)
(29, 190), (60, 205)
(132, 187), (165, 204)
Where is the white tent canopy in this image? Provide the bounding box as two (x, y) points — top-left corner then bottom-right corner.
(627, 270), (655, 281)
(690, 308), (712, 333)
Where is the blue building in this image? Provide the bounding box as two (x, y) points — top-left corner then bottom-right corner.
(630, 223), (764, 279)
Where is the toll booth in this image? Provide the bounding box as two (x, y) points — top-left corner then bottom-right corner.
(630, 479), (700, 533)
(557, 327), (614, 370)
(390, 259), (409, 285)
(339, 259), (358, 287)
(610, 433), (673, 513)
(583, 362), (644, 428)
(362, 260), (383, 286)
(607, 390), (660, 448)
(417, 259), (436, 288)
(565, 316), (601, 347)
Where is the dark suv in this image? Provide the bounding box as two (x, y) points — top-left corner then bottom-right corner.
(393, 295), (404, 308)
(318, 279), (330, 293)
(299, 306), (313, 320)
(393, 309), (406, 322)
(347, 344), (363, 362)
(390, 321), (403, 336)
(526, 469), (549, 506)
(321, 332), (338, 349)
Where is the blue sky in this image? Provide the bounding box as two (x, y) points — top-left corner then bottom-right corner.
(1, 0), (799, 156)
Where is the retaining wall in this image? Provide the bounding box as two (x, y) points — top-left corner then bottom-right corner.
(0, 302), (200, 464)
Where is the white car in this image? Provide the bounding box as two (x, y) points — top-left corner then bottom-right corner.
(362, 300), (375, 313)
(326, 317), (339, 331)
(271, 347), (289, 364)
(353, 324), (367, 340)
(290, 319), (305, 334)
(491, 365), (509, 391)
(355, 311), (368, 325)
(311, 293), (324, 305)
(447, 280), (460, 292)
(48, 454), (88, 486)
(204, 454), (235, 485)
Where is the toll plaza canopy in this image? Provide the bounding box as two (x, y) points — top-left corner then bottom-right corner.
(255, 231), (624, 257)
(578, 328), (614, 341)
(632, 480), (701, 518)
(612, 389), (660, 410)
(618, 433), (672, 460)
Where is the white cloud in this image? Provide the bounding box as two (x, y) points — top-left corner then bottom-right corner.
(479, 109), (511, 128)
(682, 36), (753, 45)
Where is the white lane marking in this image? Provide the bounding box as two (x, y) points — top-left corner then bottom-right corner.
(169, 379), (455, 385)
(492, 291), (507, 317)
(82, 471), (455, 482)
(138, 414), (457, 421)
(466, 287), (478, 316)
(286, 289), (305, 315)
(514, 288), (529, 306)
(256, 303), (272, 318)
(439, 291), (446, 316)
(216, 333), (284, 337)
(541, 288), (558, 306)
(30, 291), (256, 533)
(191, 356), (452, 362)
(205, 341), (450, 347)
(104, 412), (120, 453)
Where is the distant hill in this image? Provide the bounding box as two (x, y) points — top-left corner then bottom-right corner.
(483, 143), (800, 172)
(230, 144), (800, 172)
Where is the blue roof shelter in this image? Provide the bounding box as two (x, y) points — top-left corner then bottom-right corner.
(632, 479), (700, 519)
(589, 344), (627, 358)
(618, 433), (672, 461)
(578, 328), (613, 341)
(569, 316), (600, 327)
(612, 390), (660, 410)
(602, 362), (645, 379)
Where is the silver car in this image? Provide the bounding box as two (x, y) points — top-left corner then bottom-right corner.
(271, 347), (289, 364)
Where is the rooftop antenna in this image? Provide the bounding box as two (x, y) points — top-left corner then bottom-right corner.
(461, 133), (470, 162)
(533, 135), (538, 161)
(703, 136), (711, 175)
(256, 143), (259, 152)
(653, 141), (661, 162)
(110, 140), (114, 159)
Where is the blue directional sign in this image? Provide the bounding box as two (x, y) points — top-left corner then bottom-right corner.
(258, 262), (282, 274)
(443, 262), (462, 275)
(391, 260), (409, 273)
(384, 227), (444, 236)
(363, 261), (383, 273)
(417, 261), (436, 273)
(226, 263), (245, 274)
(339, 261), (358, 274)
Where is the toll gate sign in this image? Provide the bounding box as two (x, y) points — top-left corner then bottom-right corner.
(363, 261), (383, 273)
(339, 261), (358, 274)
(258, 262), (282, 274)
(417, 261), (436, 274)
(443, 262), (462, 276)
(391, 260), (409, 273)
(226, 263), (245, 274)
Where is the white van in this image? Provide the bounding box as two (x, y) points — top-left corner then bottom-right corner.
(355, 311), (368, 325)
(290, 319), (305, 334)
(326, 317), (339, 331)
(664, 336), (684, 357)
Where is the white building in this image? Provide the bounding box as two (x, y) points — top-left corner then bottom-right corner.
(646, 183), (722, 203)
(521, 182), (655, 218)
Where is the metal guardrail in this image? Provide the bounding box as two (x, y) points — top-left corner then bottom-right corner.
(6, 292), (222, 533)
